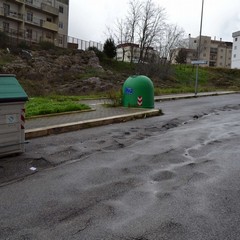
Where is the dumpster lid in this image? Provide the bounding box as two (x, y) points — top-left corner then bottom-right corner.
(0, 74), (28, 103)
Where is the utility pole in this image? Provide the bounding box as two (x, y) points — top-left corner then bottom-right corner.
(195, 0), (204, 96)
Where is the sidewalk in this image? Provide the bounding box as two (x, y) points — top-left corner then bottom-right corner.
(25, 91), (238, 139)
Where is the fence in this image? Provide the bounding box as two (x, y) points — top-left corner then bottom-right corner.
(68, 36), (103, 51)
(0, 27), (103, 51)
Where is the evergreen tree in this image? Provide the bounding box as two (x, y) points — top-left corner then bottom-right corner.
(175, 48), (187, 64)
(103, 38), (116, 59)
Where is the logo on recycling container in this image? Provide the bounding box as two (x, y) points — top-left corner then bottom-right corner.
(125, 87), (133, 94)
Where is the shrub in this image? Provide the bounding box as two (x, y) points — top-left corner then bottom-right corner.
(17, 41), (31, 50)
(0, 31), (9, 49)
(106, 89), (122, 107)
(39, 41), (55, 50)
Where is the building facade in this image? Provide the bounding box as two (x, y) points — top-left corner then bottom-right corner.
(116, 43), (140, 63)
(172, 35), (232, 68)
(116, 43), (157, 63)
(231, 31), (240, 69)
(0, 0), (69, 48)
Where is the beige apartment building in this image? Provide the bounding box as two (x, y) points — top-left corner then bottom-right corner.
(116, 43), (157, 63)
(172, 35), (232, 68)
(0, 0), (69, 48)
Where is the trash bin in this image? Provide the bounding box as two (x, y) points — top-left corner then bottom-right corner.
(0, 74), (28, 157)
(122, 75), (154, 108)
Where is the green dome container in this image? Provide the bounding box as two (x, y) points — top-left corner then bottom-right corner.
(122, 75), (154, 108)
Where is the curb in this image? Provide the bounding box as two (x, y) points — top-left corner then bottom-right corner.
(25, 92), (239, 139)
(25, 109), (162, 139)
(155, 91), (240, 102)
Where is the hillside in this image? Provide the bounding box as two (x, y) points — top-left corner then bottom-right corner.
(1, 48), (240, 97)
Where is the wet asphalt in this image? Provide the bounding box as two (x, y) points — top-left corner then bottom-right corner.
(1, 93), (240, 239)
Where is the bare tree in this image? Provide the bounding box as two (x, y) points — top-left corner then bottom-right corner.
(105, 0), (141, 63)
(105, 0), (185, 68)
(137, 0), (166, 63)
(114, 19), (131, 61)
(157, 24), (185, 64)
(126, 0), (142, 62)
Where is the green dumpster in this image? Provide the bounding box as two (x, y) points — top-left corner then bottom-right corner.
(122, 75), (154, 108)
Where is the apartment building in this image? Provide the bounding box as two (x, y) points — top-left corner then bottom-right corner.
(172, 35), (232, 68)
(231, 31), (240, 69)
(0, 0), (69, 48)
(116, 43), (157, 63)
(117, 43), (140, 63)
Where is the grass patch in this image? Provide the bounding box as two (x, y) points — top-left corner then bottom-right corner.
(101, 58), (135, 73)
(173, 65), (209, 85)
(26, 96), (91, 118)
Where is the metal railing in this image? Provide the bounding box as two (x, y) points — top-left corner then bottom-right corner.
(0, 8), (24, 21)
(68, 36), (103, 51)
(1, 27), (103, 50)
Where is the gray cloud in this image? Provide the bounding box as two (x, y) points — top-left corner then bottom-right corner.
(68, 0), (240, 43)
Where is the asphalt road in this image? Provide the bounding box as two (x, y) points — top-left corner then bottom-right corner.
(1, 94), (240, 240)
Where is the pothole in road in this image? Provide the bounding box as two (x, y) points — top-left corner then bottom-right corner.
(0, 157), (53, 185)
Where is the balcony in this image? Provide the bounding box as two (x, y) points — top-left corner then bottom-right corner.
(6, 0), (24, 4)
(25, 0), (41, 10)
(0, 8), (23, 22)
(24, 1), (59, 16)
(40, 21), (58, 32)
(41, 3), (58, 16)
(25, 17), (41, 27)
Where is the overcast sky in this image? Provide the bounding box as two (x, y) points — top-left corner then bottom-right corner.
(68, 0), (240, 44)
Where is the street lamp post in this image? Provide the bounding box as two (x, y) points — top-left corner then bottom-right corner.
(195, 0), (204, 96)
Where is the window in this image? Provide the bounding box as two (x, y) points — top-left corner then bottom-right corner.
(26, 29), (32, 39)
(3, 22), (9, 32)
(234, 46), (237, 50)
(58, 36), (63, 45)
(220, 56), (223, 59)
(47, 17), (52, 22)
(3, 3), (10, 16)
(235, 37), (238, 41)
(234, 54), (236, 58)
(27, 12), (33, 22)
(59, 21), (63, 29)
(46, 32), (52, 39)
(59, 6), (64, 13)
(26, 0), (33, 4)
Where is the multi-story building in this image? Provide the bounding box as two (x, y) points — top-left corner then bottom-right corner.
(0, 0), (69, 48)
(116, 43), (140, 63)
(116, 43), (157, 63)
(231, 31), (240, 69)
(172, 35), (232, 68)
